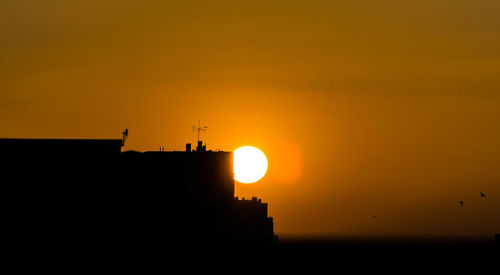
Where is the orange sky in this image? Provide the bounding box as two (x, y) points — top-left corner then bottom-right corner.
(1, 0), (499, 238)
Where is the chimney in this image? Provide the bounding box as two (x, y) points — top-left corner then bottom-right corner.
(197, 141), (204, 152)
(186, 143), (191, 152)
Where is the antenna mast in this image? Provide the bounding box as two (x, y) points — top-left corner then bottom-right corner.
(192, 120), (208, 143)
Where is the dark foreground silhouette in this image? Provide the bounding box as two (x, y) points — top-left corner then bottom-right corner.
(2, 137), (275, 257)
(2, 136), (497, 261)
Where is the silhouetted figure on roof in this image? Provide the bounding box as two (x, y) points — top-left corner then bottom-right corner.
(458, 200), (464, 207)
(122, 129), (128, 146)
(480, 192), (486, 199)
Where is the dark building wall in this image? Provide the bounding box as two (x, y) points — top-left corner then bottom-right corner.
(232, 197), (275, 245)
(0, 138), (122, 159)
(1, 138), (124, 250)
(119, 150), (234, 204)
(118, 150), (236, 245)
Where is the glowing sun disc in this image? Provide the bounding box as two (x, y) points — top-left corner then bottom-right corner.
(234, 146), (268, 184)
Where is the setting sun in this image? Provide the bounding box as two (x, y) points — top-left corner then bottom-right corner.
(233, 146), (268, 184)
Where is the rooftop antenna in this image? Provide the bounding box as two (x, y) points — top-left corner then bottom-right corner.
(192, 120), (208, 143)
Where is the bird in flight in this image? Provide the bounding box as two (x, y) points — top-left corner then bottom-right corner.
(480, 192), (486, 199)
(458, 200), (464, 207)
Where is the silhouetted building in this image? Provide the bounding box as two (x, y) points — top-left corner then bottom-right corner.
(2, 138), (125, 251)
(2, 137), (275, 251)
(233, 197), (275, 245)
(119, 143), (275, 247)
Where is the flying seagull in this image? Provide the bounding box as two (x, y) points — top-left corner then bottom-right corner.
(458, 200), (464, 207)
(480, 192), (486, 199)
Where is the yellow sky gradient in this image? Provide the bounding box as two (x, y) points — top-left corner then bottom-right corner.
(1, 0), (499, 238)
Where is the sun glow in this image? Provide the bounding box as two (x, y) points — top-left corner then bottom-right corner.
(233, 146), (268, 184)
